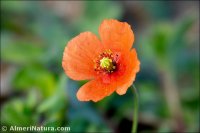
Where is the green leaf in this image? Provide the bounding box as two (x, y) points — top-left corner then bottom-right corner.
(1, 34), (44, 64)
(1, 98), (38, 126)
(26, 89), (40, 109)
(37, 95), (62, 113)
(12, 65), (56, 97)
(37, 74), (67, 114)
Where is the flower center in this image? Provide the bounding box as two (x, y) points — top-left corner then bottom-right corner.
(100, 57), (116, 71)
(94, 49), (117, 74)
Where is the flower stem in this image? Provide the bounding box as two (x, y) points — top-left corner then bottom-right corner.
(131, 85), (139, 133)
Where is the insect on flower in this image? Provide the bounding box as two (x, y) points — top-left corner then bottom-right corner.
(62, 19), (140, 102)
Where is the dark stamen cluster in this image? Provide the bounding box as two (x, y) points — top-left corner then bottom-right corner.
(94, 49), (117, 74)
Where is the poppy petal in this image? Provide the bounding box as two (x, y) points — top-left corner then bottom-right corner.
(115, 49), (140, 95)
(77, 78), (116, 102)
(62, 32), (103, 80)
(99, 19), (134, 51)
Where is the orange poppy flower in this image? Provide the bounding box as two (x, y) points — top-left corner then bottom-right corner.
(62, 19), (140, 102)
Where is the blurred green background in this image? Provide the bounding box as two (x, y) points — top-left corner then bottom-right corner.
(0, 1), (199, 133)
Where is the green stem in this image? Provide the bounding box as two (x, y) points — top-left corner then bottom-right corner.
(131, 85), (139, 133)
